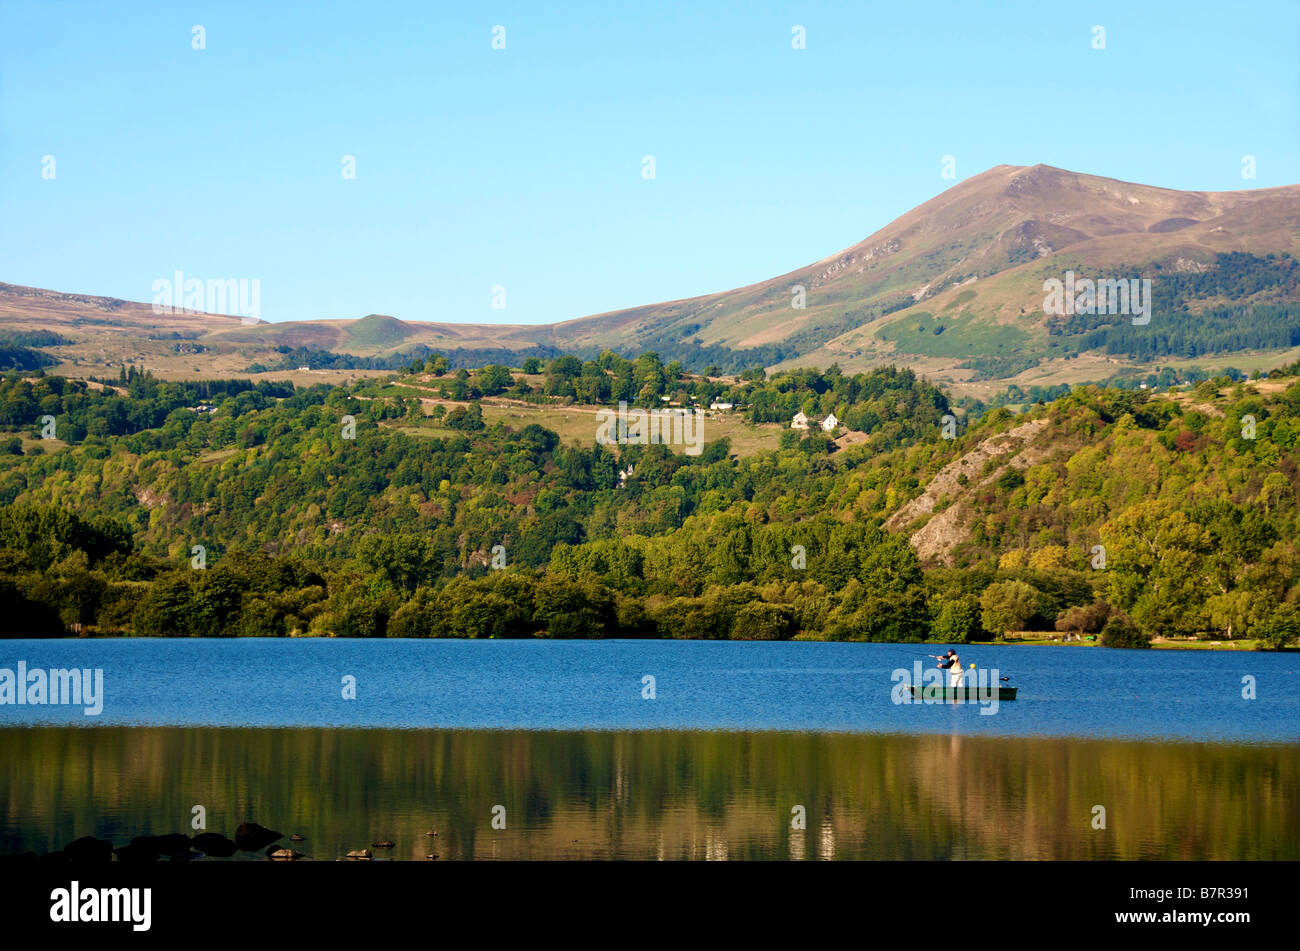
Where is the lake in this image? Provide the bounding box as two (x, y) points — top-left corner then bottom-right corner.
(1, 639), (1297, 860)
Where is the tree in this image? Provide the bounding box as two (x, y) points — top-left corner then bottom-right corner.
(1100, 501), (1214, 638)
(931, 595), (982, 643)
(980, 580), (1047, 635)
(356, 534), (442, 591)
(1054, 599), (1111, 637)
(445, 403), (485, 431)
(327, 578), (395, 638)
(731, 601), (793, 640)
(476, 365), (514, 396)
(1253, 602), (1300, 650)
(532, 576), (614, 638)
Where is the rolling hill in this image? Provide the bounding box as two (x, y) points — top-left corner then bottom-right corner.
(4, 164), (1299, 395)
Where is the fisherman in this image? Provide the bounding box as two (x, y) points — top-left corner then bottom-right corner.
(935, 649), (965, 687)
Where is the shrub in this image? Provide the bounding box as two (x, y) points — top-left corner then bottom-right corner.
(1055, 599), (1112, 636)
(1099, 613), (1151, 648)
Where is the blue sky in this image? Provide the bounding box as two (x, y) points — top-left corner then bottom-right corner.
(1, 0), (1297, 326)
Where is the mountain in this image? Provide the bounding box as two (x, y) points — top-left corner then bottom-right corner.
(3, 164), (1299, 393)
(551, 164), (1300, 385)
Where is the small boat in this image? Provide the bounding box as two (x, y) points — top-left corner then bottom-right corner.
(908, 684), (1018, 701)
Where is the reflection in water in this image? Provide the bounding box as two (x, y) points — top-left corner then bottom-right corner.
(1, 727), (1295, 860)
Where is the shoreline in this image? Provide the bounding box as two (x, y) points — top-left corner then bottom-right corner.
(0, 634), (1288, 652)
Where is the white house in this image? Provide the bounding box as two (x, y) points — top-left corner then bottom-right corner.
(821, 413), (839, 432)
(710, 401), (734, 411)
(791, 411), (809, 430)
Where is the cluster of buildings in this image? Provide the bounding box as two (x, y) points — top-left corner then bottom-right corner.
(790, 411), (838, 432)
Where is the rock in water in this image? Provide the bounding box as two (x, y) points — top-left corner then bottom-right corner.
(371, 840), (394, 849)
(235, 822), (283, 852)
(345, 849), (372, 860)
(63, 836), (114, 863)
(191, 832), (239, 857)
(113, 842), (159, 863)
(290, 834), (305, 842)
(132, 833), (192, 857)
(267, 847), (305, 861)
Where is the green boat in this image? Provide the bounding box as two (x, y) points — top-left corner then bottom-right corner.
(908, 684), (1018, 701)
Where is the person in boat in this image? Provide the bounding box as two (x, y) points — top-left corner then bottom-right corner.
(936, 649), (965, 687)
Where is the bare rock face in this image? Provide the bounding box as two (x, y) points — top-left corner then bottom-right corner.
(884, 417), (1052, 567)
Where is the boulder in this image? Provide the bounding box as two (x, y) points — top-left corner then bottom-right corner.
(63, 836), (114, 863)
(191, 832), (239, 857)
(132, 833), (192, 857)
(371, 840), (394, 849)
(267, 847), (305, 861)
(235, 822), (283, 852)
(345, 849), (372, 860)
(113, 842), (159, 863)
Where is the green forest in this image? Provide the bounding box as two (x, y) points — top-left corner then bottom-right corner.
(1, 354), (1298, 649)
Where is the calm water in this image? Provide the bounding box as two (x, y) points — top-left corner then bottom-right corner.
(1, 639), (1297, 860)
(0, 638), (1296, 739)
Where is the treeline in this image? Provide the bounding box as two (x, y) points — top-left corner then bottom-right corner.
(1065, 302), (1300, 361)
(0, 370), (293, 443)
(1050, 253), (1300, 361)
(613, 325), (791, 374)
(247, 344), (571, 373)
(1, 363), (1299, 648)
(4, 498), (1293, 649)
(1153, 251), (1299, 309)
(0, 346), (57, 371)
(0, 330), (71, 371)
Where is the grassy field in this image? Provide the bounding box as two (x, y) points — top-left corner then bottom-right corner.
(379, 394), (786, 458)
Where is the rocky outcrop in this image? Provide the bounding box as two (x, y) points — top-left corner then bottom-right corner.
(885, 417), (1052, 566)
